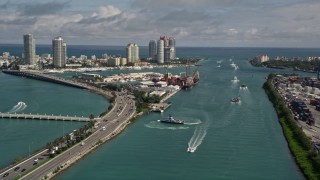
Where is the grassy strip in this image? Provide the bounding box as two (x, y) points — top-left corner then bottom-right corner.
(264, 74), (320, 180)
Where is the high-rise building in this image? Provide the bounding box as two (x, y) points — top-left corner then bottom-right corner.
(164, 47), (170, 63)
(164, 47), (176, 63)
(126, 43), (139, 64)
(169, 37), (176, 59)
(52, 36), (67, 68)
(148, 40), (157, 61)
(160, 35), (169, 47)
(23, 34), (36, 65)
(157, 40), (164, 64)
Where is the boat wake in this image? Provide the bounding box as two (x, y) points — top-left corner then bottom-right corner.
(216, 59), (224, 64)
(184, 119), (202, 125)
(187, 125), (208, 153)
(8, 101), (27, 113)
(145, 121), (189, 130)
(231, 76), (240, 84)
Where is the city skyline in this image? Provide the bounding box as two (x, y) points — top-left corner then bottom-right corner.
(0, 0), (320, 48)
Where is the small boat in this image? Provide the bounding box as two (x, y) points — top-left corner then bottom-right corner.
(240, 84), (247, 88)
(231, 96), (241, 103)
(160, 115), (184, 124)
(231, 76), (239, 83)
(187, 147), (195, 153)
(217, 65), (221, 68)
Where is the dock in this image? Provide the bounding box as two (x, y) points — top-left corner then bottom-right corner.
(150, 103), (171, 113)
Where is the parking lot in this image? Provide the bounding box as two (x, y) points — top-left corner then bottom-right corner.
(274, 75), (320, 143)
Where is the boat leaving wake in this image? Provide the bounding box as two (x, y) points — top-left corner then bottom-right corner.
(187, 125), (207, 153)
(8, 101), (27, 113)
(145, 121), (189, 130)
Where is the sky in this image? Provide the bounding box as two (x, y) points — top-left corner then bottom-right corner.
(1, 0), (320, 47)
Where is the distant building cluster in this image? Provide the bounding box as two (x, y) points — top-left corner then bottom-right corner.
(21, 34), (69, 69)
(0, 52), (15, 67)
(254, 54), (269, 63)
(1, 33), (180, 70)
(149, 36), (176, 64)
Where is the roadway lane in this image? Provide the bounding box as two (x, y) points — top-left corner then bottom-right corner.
(20, 94), (135, 180)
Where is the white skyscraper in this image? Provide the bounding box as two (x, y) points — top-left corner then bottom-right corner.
(157, 40), (164, 64)
(23, 34), (36, 65)
(126, 43), (139, 64)
(169, 37), (176, 59)
(52, 36), (67, 68)
(148, 40), (157, 61)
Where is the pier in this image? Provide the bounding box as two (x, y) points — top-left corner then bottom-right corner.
(0, 113), (94, 122)
(150, 102), (171, 113)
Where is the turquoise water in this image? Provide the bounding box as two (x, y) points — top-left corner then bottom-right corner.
(0, 72), (109, 168)
(54, 48), (311, 179)
(1, 46), (317, 179)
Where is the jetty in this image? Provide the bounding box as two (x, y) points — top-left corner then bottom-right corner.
(1, 70), (113, 98)
(0, 113), (94, 122)
(150, 103), (171, 113)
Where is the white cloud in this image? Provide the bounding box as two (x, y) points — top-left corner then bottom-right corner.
(93, 5), (121, 18)
(1, 0), (320, 47)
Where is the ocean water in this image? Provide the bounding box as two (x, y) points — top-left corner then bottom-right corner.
(1, 45), (317, 179)
(0, 71), (109, 168)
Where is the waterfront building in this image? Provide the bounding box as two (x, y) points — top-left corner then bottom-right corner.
(52, 36), (67, 68)
(2, 52), (10, 59)
(108, 57), (121, 67)
(160, 35), (169, 47)
(149, 40), (157, 62)
(157, 40), (164, 64)
(169, 37), (176, 59)
(23, 34), (36, 65)
(121, 58), (127, 66)
(257, 55), (269, 63)
(126, 43), (139, 64)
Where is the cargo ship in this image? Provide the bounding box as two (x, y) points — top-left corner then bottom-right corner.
(159, 64), (200, 90)
(181, 70), (200, 90)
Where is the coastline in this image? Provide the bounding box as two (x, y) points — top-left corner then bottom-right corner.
(49, 89), (180, 179)
(6, 70), (181, 179)
(263, 74), (320, 180)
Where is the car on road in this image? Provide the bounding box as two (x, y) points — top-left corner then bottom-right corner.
(14, 166), (20, 171)
(101, 126), (106, 131)
(21, 168), (26, 172)
(3, 172), (9, 177)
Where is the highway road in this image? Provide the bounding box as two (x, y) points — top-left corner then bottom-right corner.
(0, 91), (136, 180)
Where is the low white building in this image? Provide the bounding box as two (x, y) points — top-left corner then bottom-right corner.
(156, 81), (168, 87)
(150, 90), (166, 97)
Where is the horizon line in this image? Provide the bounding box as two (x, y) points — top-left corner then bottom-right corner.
(0, 43), (319, 49)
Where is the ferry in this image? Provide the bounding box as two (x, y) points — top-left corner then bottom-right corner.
(160, 115), (184, 124)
